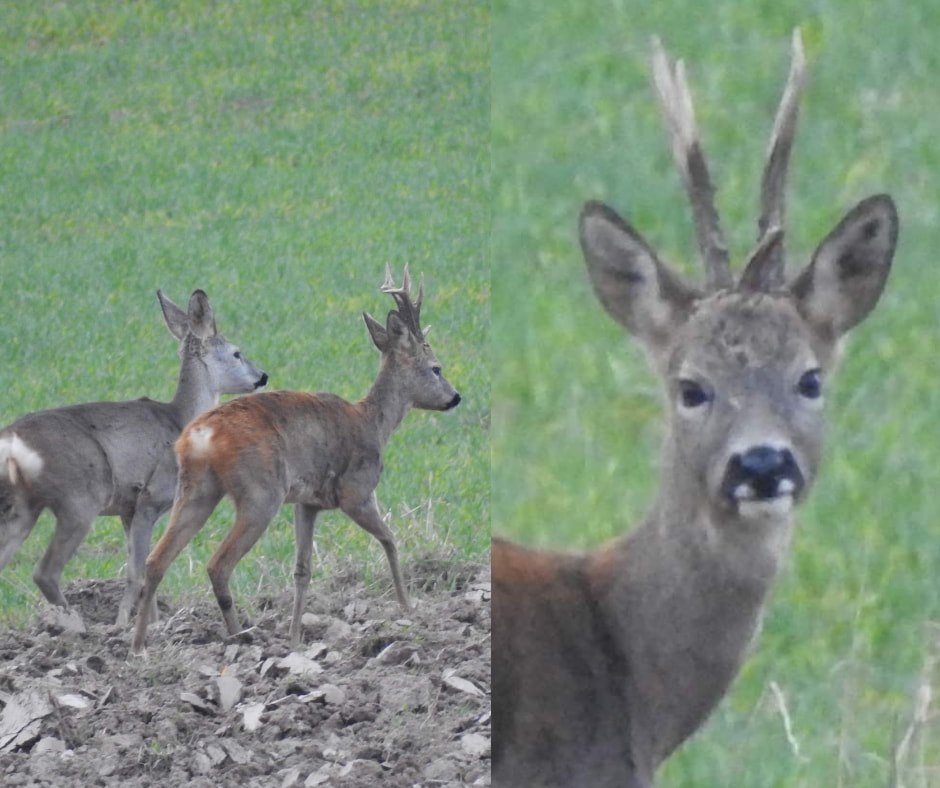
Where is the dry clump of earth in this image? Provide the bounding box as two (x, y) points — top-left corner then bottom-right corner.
(0, 559), (490, 787)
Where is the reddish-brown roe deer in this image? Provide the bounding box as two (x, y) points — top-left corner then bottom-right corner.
(0, 290), (266, 626)
(132, 267), (460, 653)
(492, 32), (898, 787)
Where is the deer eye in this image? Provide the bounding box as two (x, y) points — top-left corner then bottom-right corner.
(431, 366), (442, 377)
(797, 368), (822, 399)
(233, 351), (242, 359)
(678, 379), (711, 409)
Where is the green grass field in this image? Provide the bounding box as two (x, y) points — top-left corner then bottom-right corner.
(494, 0), (940, 785)
(0, 1), (488, 623)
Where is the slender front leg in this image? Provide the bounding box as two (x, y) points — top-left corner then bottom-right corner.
(116, 494), (169, 626)
(341, 493), (410, 610)
(289, 503), (321, 650)
(117, 451), (177, 625)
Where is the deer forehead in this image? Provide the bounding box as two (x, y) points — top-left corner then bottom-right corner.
(669, 292), (816, 377)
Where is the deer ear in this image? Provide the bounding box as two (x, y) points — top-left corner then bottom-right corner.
(157, 290), (189, 340)
(187, 290), (217, 340)
(790, 195), (898, 339)
(385, 312), (413, 349)
(580, 201), (698, 354)
(363, 312), (389, 352)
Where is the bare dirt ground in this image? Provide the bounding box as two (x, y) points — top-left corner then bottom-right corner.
(0, 559), (491, 787)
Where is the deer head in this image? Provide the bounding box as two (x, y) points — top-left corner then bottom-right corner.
(579, 31), (897, 534)
(363, 265), (461, 412)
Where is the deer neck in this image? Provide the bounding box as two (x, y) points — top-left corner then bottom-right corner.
(593, 437), (793, 766)
(168, 343), (219, 428)
(359, 357), (412, 447)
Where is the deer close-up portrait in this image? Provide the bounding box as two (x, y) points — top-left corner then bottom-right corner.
(491, 16), (924, 787)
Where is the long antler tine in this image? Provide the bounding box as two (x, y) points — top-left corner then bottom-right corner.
(757, 29), (807, 284)
(378, 265), (424, 339)
(381, 263), (396, 292)
(650, 38), (732, 291)
(415, 272), (424, 313)
(401, 264), (412, 295)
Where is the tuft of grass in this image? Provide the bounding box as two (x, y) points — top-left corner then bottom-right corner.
(494, 0), (940, 784)
(0, 2), (489, 625)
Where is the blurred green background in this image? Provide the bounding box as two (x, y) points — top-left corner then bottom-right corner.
(493, 0), (940, 785)
(0, 1), (488, 620)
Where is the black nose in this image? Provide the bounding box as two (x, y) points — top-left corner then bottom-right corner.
(445, 392), (461, 410)
(724, 445), (803, 501)
(255, 373), (268, 389)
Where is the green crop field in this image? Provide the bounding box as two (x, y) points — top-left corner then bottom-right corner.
(0, 1), (488, 624)
(493, 0), (940, 785)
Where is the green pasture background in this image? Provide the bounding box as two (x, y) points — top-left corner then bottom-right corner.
(494, 0), (940, 785)
(0, 1), (488, 622)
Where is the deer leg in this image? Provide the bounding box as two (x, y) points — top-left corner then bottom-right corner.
(206, 491), (282, 637)
(131, 479), (222, 653)
(341, 494), (410, 610)
(289, 503), (321, 650)
(118, 452), (176, 626)
(33, 504), (98, 608)
(116, 493), (169, 626)
(0, 501), (42, 575)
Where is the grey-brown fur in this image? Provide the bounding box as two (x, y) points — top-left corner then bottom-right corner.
(492, 32), (898, 787)
(0, 291), (266, 626)
(130, 268), (460, 654)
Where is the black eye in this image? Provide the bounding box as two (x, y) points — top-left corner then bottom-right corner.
(797, 368), (822, 399)
(678, 379), (710, 409)
(234, 351), (241, 359)
(431, 366), (442, 377)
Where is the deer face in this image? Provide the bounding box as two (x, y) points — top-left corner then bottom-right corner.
(667, 293), (824, 522)
(159, 289), (268, 396)
(579, 194), (897, 525)
(363, 266), (461, 413)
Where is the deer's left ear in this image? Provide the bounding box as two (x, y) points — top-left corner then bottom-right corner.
(158, 290), (189, 340)
(187, 290), (218, 340)
(363, 312), (389, 352)
(385, 312), (413, 349)
(790, 195), (898, 338)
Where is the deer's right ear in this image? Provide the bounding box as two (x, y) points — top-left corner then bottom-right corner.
(790, 194), (898, 340)
(187, 290), (218, 341)
(157, 290), (190, 341)
(579, 201), (698, 352)
(363, 312), (389, 352)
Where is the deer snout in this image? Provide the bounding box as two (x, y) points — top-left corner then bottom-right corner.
(722, 445), (804, 504)
(255, 372), (269, 389)
(444, 392), (461, 410)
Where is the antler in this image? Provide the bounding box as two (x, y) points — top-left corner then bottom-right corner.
(755, 29), (807, 286)
(380, 263), (425, 338)
(650, 37), (732, 292)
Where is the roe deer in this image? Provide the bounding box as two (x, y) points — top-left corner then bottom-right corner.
(131, 267), (460, 654)
(0, 290), (267, 626)
(492, 31), (898, 788)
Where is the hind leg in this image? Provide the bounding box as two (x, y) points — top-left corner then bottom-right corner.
(0, 500), (42, 577)
(206, 490), (283, 637)
(131, 476), (223, 653)
(33, 503), (99, 608)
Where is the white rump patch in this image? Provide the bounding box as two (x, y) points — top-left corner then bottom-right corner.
(187, 426), (214, 457)
(0, 434), (44, 484)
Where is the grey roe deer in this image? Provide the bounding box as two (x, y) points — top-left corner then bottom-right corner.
(492, 31), (898, 788)
(131, 267), (460, 654)
(0, 290), (267, 626)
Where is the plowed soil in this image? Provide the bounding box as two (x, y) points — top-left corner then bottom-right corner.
(0, 560), (491, 787)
